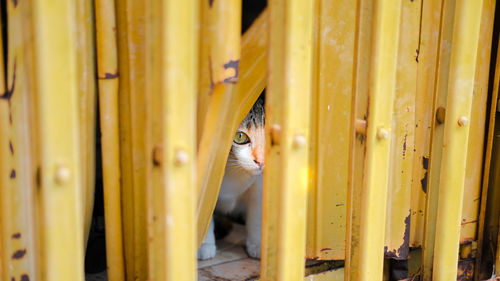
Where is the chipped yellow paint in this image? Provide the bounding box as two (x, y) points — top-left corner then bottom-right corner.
(261, 0), (314, 279)
(306, 0), (356, 261)
(432, 0), (483, 279)
(384, 0), (419, 260)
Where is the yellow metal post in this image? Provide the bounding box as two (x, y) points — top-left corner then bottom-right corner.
(146, 0), (198, 280)
(115, 1), (149, 279)
(306, 0), (356, 261)
(261, 0), (314, 279)
(384, 0), (420, 260)
(356, 0), (401, 280)
(95, 0), (125, 279)
(196, 11), (267, 246)
(75, 0), (97, 247)
(32, 0), (84, 279)
(432, 1), (483, 280)
(0, 1), (40, 280)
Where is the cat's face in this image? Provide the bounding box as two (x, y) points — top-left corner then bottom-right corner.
(227, 122), (265, 176)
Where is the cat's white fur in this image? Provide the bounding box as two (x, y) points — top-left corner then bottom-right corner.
(198, 107), (265, 260)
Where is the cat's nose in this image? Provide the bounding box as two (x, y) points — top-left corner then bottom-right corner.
(254, 160), (264, 169)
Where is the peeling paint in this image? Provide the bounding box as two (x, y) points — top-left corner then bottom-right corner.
(10, 169), (16, 179)
(98, 72), (119, 79)
(20, 274), (29, 281)
(384, 213), (410, 259)
(12, 249), (26, 259)
(9, 141), (14, 155)
(11, 233), (21, 239)
(457, 260), (474, 281)
(420, 157), (429, 193)
(223, 60), (239, 83)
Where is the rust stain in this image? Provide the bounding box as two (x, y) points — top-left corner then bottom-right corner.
(320, 248), (332, 252)
(12, 249), (26, 259)
(402, 133), (407, 158)
(20, 274), (29, 281)
(457, 260), (474, 281)
(11, 233), (21, 239)
(420, 157), (429, 193)
(10, 169), (16, 179)
(98, 72), (119, 79)
(223, 60), (239, 83)
(9, 141), (14, 155)
(384, 212), (410, 259)
(461, 219), (477, 226)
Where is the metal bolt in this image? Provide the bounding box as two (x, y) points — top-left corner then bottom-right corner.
(55, 165), (71, 184)
(271, 124), (281, 146)
(355, 119), (367, 136)
(153, 146), (163, 166)
(293, 134), (306, 149)
(436, 107), (446, 124)
(175, 149), (189, 166)
(458, 116), (469, 127)
(377, 128), (389, 140)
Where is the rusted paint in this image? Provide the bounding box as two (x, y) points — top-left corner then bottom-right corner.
(384, 213), (410, 259)
(320, 248), (332, 252)
(20, 274), (29, 281)
(10, 169), (16, 179)
(223, 60), (239, 83)
(98, 72), (119, 79)
(420, 157), (429, 193)
(152, 145), (163, 166)
(457, 260), (474, 281)
(9, 140), (14, 154)
(11, 249), (26, 259)
(11, 233), (21, 239)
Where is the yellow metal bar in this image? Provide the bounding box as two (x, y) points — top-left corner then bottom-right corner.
(420, 1), (455, 279)
(306, 0), (356, 261)
(261, 0), (314, 279)
(432, 0), (483, 280)
(115, 1), (148, 279)
(0, 1), (40, 281)
(75, 0), (97, 247)
(196, 0), (242, 143)
(146, 0), (198, 280)
(346, 1), (372, 279)
(95, 0), (125, 279)
(32, 0), (84, 280)
(384, 0), (420, 260)
(356, 0), (401, 280)
(410, 0), (443, 250)
(196, 10), (267, 246)
(461, 0), (496, 243)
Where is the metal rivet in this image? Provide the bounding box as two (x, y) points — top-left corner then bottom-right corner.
(271, 124), (281, 146)
(153, 146), (163, 166)
(55, 165), (71, 184)
(293, 134), (306, 149)
(377, 128), (389, 140)
(458, 116), (469, 127)
(355, 119), (367, 136)
(175, 149), (189, 166)
(436, 107), (446, 124)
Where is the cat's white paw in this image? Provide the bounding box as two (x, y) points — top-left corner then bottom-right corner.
(246, 240), (261, 259)
(197, 242), (217, 260)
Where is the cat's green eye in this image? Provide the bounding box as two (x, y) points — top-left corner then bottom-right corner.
(234, 131), (250, 144)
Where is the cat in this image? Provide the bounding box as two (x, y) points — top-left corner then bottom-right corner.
(198, 95), (265, 260)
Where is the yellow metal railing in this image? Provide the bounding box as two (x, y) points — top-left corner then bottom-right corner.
(1, 0), (500, 281)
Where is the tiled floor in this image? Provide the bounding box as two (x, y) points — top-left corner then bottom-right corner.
(85, 223), (258, 281)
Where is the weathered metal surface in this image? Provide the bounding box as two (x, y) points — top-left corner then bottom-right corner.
(261, 0), (314, 279)
(384, 0), (420, 260)
(306, 0), (356, 261)
(432, 0), (483, 279)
